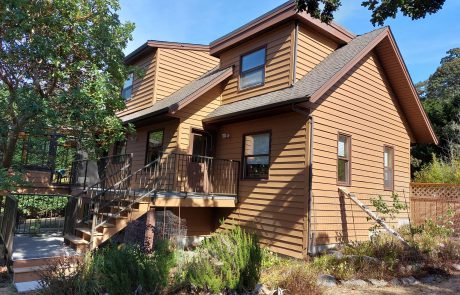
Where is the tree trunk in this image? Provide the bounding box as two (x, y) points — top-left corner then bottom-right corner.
(1, 126), (21, 170)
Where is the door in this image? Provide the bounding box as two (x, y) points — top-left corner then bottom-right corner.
(188, 130), (212, 193)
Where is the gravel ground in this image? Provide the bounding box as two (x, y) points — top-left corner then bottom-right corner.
(324, 272), (460, 295)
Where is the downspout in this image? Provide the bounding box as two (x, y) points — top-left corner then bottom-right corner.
(292, 20), (299, 84)
(291, 103), (315, 256)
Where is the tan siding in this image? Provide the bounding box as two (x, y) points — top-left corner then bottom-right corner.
(155, 49), (219, 101)
(220, 22), (295, 105)
(125, 119), (180, 172)
(118, 51), (158, 117)
(310, 52), (411, 248)
(214, 112), (308, 258)
(174, 86), (222, 151)
(295, 25), (337, 81)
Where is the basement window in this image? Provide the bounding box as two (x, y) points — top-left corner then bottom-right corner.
(337, 133), (351, 186)
(384, 146), (394, 191)
(243, 132), (270, 179)
(240, 47), (266, 90)
(122, 73), (134, 100)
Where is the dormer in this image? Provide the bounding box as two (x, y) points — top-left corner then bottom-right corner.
(118, 41), (219, 118)
(209, 1), (354, 105)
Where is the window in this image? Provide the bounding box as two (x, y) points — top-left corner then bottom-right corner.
(145, 130), (164, 164)
(337, 134), (351, 185)
(112, 140), (127, 163)
(122, 73), (133, 100)
(240, 47), (266, 90)
(384, 146), (394, 190)
(243, 132), (270, 179)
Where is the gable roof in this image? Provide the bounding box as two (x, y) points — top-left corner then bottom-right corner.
(121, 66), (233, 123)
(124, 40), (210, 64)
(209, 0), (355, 56)
(204, 27), (437, 145)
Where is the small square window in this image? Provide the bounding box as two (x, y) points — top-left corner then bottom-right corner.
(122, 73), (134, 100)
(243, 132), (270, 179)
(240, 48), (266, 90)
(337, 134), (351, 185)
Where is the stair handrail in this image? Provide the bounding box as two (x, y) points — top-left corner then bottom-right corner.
(87, 157), (162, 249)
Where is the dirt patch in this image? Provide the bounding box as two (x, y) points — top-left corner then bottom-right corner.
(324, 272), (460, 295)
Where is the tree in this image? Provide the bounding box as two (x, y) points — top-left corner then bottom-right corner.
(0, 0), (134, 174)
(295, 0), (446, 25)
(412, 48), (460, 168)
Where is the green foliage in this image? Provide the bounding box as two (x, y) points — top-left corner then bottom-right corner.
(295, 0), (446, 25)
(0, 0), (135, 171)
(413, 155), (460, 183)
(368, 193), (408, 232)
(40, 242), (175, 295)
(17, 195), (68, 218)
(413, 48), (460, 168)
(186, 226), (262, 293)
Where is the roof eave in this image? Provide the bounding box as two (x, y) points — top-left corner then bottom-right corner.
(209, 1), (354, 57)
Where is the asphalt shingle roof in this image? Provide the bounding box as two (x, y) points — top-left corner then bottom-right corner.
(122, 66), (233, 123)
(204, 27), (387, 122)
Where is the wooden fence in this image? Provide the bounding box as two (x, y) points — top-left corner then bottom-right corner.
(410, 183), (460, 235)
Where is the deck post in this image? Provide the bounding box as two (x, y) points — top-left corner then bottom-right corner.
(144, 207), (156, 252)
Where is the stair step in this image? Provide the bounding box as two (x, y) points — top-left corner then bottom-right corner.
(110, 205), (136, 211)
(99, 212), (128, 219)
(101, 222), (115, 228)
(75, 227), (102, 236)
(13, 265), (47, 274)
(64, 234), (89, 245)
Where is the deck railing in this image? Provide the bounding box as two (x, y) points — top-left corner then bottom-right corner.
(13, 193), (70, 235)
(69, 154), (133, 190)
(154, 152), (240, 196)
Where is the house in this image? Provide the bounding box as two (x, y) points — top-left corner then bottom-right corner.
(6, 3), (438, 284)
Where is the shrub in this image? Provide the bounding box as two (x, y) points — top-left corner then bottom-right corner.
(261, 258), (321, 295)
(186, 226), (262, 293)
(40, 241), (175, 295)
(413, 155), (460, 183)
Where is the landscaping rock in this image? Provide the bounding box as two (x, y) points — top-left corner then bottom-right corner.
(401, 276), (420, 285)
(390, 278), (401, 286)
(452, 263), (460, 271)
(317, 274), (337, 287)
(368, 279), (388, 287)
(420, 275), (444, 284)
(331, 250), (344, 259)
(254, 284), (273, 295)
(342, 279), (368, 287)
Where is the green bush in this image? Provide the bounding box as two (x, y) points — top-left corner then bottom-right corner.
(40, 241), (175, 295)
(413, 155), (460, 183)
(186, 226), (262, 293)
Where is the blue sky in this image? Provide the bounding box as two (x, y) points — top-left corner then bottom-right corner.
(118, 0), (460, 83)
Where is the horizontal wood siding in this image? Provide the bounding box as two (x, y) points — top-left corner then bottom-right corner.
(155, 49), (219, 101)
(118, 51), (158, 117)
(310, 52), (411, 248)
(174, 86), (222, 151)
(219, 22), (295, 105)
(214, 112), (308, 258)
(296, 25), (337, 81)
(125, 119), (180, 172)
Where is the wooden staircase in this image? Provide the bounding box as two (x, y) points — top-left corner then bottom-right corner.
(63, 159), (160, 253)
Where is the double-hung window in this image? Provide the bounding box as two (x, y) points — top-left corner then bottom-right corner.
(122, 73), (134, 100)
(243, 132), (270, 179)
(240, 47), (266, 90)
(337, 134), (351, 185)
(145, 130), (164, 164)
(384, 146), (394, 190)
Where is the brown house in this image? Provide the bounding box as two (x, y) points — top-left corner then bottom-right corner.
(62, 1), (437, 259)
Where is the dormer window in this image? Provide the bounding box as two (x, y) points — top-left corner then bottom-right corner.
(122, 73), (134, 100)
(240, 47), (266, 90)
